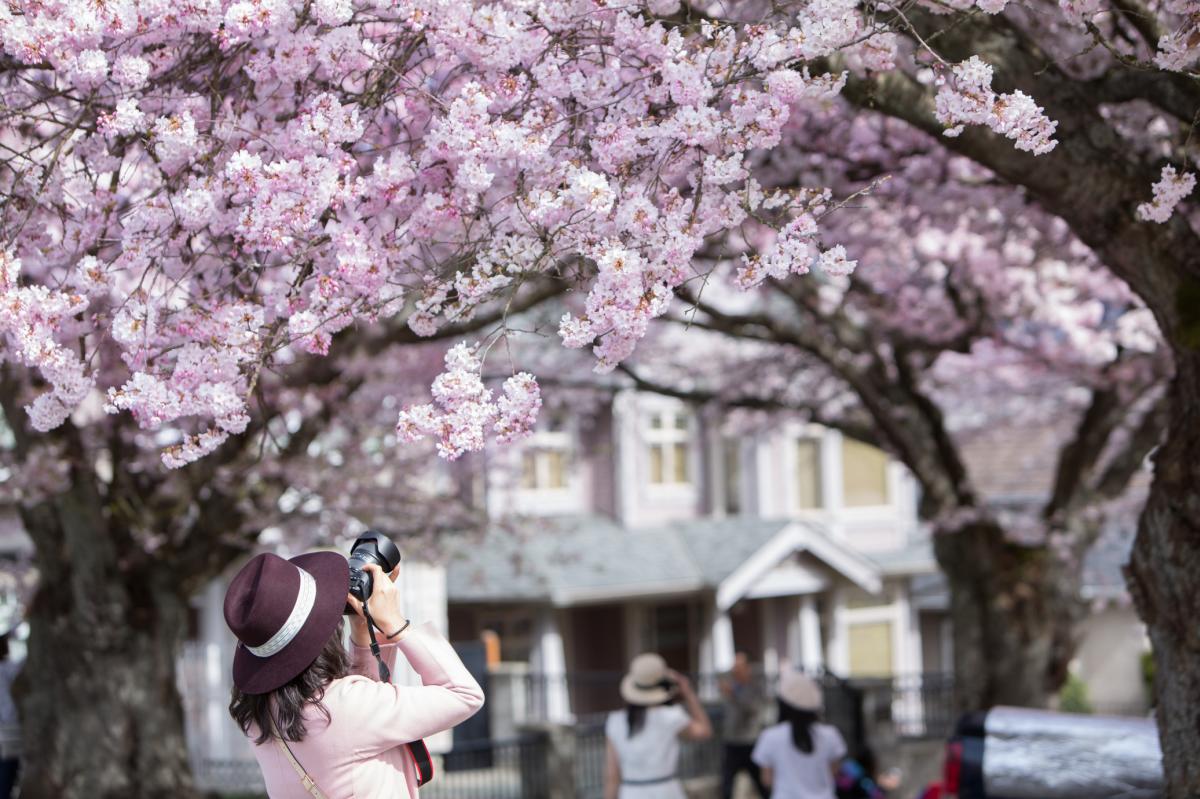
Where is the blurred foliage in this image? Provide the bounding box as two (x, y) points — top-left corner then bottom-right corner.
(1059, 673), (1094, 714)
(1142, 650), (1156, 703)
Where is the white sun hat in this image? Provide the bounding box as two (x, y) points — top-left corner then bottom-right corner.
(778, 670), (824, 712)
(620, 653), (678, 706)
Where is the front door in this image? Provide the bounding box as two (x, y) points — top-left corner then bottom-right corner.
(651, 601), (694, 674)
(569, 604), (626, 715)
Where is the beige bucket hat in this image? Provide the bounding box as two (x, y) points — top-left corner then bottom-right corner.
(778, 670), (824, 712)
(620, 653), (678, 706)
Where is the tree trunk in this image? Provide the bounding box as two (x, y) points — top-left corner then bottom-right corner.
(14, 475), (200, 799)
(1128, 354), (1200, 798)
(935, 522), (1082, 711)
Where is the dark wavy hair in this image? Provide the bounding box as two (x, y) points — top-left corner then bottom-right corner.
(778, 699), (819, 754)
(229, 621), (350, 745)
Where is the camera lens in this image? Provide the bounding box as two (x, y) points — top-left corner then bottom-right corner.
(343, 531), (402, 613)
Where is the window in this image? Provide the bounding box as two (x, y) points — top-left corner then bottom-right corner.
(796, 438), (823, 509)
(848, 621), (894, 676)
(520, 415), (571, 491)
(646, 410), (691, 485)
(723, 437), (742, 514)
(842, 438), (890, 507)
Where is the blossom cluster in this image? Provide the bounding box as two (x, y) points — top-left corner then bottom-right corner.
(395, 344), (541, 459)
(0, 250), (93, 432)
(1153, 0), (1200, 72)
(934, 57), (1058, 155)
(0, 0), (1066, 465)
(1136, 165), (1196, 223)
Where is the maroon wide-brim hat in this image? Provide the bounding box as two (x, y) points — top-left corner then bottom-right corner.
(223, 551), (349, 695)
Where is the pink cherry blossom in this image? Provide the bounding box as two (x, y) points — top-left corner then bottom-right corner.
(935, 57), (1058, 155)
(396, 344), (540, 459)
(1137, 165), (1196, 223)
(0, 0), (1066, 466)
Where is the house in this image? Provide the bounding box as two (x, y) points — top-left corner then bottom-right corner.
(443, 391), (1150, 730)
(444, 390), (951, 732)
(0, 389), (1147, 796)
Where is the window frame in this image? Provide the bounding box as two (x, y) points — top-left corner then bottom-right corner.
(520, 429), (573, 493)
(793, 435), (825, 512)
(643, 408), (694, 487)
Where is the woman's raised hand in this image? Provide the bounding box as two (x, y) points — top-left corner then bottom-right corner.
(347, 564), (404, 641)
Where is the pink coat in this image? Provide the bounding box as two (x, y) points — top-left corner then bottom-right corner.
(247, 623), (485, 798)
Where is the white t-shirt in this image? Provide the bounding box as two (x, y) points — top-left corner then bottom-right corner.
(605, 705), (691, 799)
(751, 721), (847, 799)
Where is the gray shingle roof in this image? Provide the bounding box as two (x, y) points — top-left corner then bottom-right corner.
(445, 515), (870, 606)
(662, 517), (801, 584)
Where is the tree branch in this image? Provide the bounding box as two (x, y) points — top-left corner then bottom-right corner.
(1093, 391), (1167, 500)
(612, 363), (883, 444)
(835, 9), (1200, 339)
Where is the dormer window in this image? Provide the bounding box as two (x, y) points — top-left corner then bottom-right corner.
(647, 410), (691, 485)
(520, 414), (571, 491)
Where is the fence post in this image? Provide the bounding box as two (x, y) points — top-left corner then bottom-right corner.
(519, 723), (578, 799)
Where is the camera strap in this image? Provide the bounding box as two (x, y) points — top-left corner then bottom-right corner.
(360, 599), (391, 683)
(359, 599), (435, 787)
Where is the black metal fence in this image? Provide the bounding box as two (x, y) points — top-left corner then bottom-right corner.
(850, 672), (957, 740)
(430, 734), (550, 799)
(194, 734), (549, 799)
(194, 670), (908, 797)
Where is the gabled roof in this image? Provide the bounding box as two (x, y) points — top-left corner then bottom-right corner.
(445, 515), (881, 607)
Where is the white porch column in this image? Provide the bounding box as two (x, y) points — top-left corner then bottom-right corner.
(699, 600), (736, 701)
(761, 599), (780, 677)
(712, 610), (736, 673)
(798, 594), (824, 672)
(534, 608), (571, 723)
(826, 586), (849, 674)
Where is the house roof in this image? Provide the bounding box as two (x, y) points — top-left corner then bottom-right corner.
(959, 424), (1069, 503)
(445, 515), (881, 607)
(864, 539), (938, 576)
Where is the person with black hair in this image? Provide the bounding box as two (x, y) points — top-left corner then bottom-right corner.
(603, 653), (713, 799)
(751, 670), (847, 799)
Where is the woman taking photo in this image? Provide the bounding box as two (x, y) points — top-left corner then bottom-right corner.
(752, 671), (847, 799)
(604, 653), (713, 799)
(224, 550), (484, 798)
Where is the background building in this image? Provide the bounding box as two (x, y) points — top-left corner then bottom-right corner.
(172, 388), (1151, 786)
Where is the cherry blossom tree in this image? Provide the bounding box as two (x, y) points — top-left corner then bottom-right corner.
(605, 101), (1169, 716)
(800, 4), (1200, 793)
(0, 0), (907, 794)
(3, 0), (1199, 793)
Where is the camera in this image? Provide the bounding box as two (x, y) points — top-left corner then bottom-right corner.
(344, 530), (402, 611)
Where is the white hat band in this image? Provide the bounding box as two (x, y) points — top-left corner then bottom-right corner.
(245, 567), (317, 658)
